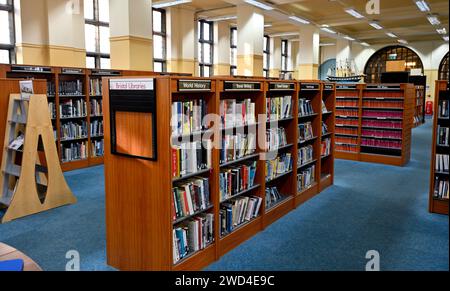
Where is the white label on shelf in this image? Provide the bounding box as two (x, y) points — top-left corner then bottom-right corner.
(110, 79), (154, 91)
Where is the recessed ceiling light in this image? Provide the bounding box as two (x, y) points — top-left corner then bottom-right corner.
(427, 15), (440, 25)
(345, 8), (365, 19)
(398, 39), (408, 44)
(269, 32), (299, 37)
(343, 36), (355, 41)
(436, 28), (447, 35)
(206, 15), (237, 22)
(360, 42), (370, 47)
(415, 0), (431, 12)
(264, 23), (273, 28)
(321, 27), (337, 34)
(369, 22), (383, 30)
(320, 43), (336, 47)
(289, 15), (310, 24)
(244, 0), (274, 11)
(386, 32), (398, 38)
(152, 0), (192, 9)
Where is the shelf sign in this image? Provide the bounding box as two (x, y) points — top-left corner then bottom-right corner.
(61, 68), (84, 75)
(300, 83), (320, 90)
(337, 85), (357, 90)
(366, 84), (401, 90)
(224, 81), (261, 91)
(269, 83), (295, 91)
(110, 79), (154, 91)
(178, 80), (212, 92)
(11, 65), (51, 74)
(91, 70), (121, 76)
(324, 84), (334, 91)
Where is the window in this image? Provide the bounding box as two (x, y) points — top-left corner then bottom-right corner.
(364, 45), (424, 83)
(263, 35), (270, 78)
(438, 52), (449, 81)
(281, 40), (288, 74)
(84, 0), (110, 69)
(230, 27), (237, 76)
(198, 20), (213, 77)
(153, 8), (166, 73)
(0, 0), (15, 64)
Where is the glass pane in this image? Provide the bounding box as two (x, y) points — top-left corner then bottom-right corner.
(198, 21), (201, 40)
(0, 0), (8, 4)
(153, 34), (164, 60)
(263, 53), (268, 70)
(231, 48), (237, 66)
(85, 24), (97, 52)
(203, 43), (211, 64)
(99, 26), (110, 54)
(84, 0), (94, 20)
(100, 57), (110, 69)
(153, 10), (162, 33)
(263, 36), (268, 51)
(0, 49), (9, 64)
(154, 61), (163, 73)
(282, 41), (286, 53)
(86, 56), (96, 68)
(203, 22), (210, 41)
(282, 57), (287, 71)
(0, 11), (10, 45)
(231, 29), (237, 46)
(198, 43), (202, 63)
(204, 65), (210, 77)
(98, 0), (110, 23)
(231, 67), (236, 76)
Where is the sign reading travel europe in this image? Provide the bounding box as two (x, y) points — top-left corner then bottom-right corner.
(269, 83), (295, 91)
(300, 83), (320, 90)
(110, 79), (154, 91)
(61, 68), (84, 75)
(337, 84), (357, 90)
(224, 81), (261, 91)
(178, 80), (212, 92)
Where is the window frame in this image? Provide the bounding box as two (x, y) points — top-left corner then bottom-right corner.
(198, 19), (214, 77)
(0, 0), (16, 64)
(152, 8), (167, 73)
(263, 35), (270, 78)
(281, 39), (289, 74)
(438, 52), (449, 81)
(230, 27), (237, 76)
(85, 0), (110, 69)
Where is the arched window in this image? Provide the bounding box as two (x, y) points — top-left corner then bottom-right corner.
(438, 52), (449, 81)
(364, 45), (424, 83)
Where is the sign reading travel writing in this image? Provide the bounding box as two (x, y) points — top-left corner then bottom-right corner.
(224, 81), (261, 91)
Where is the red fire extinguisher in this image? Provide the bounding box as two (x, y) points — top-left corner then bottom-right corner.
(426, 101), (433, 116)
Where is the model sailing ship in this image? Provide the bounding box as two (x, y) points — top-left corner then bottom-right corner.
(327, 59), (365, 82)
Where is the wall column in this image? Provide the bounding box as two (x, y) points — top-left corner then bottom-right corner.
(109, 0), (153, 71)
(213, 21), (231, 76)
(166, 7), (197, 75)
(269, 37), (282, 78)
(237, 5), (264, 77)
(296, 26), (320, 80)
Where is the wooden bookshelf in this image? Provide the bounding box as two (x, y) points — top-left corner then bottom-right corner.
(334, 83), (414, 167)
(429, 81), (449, 215)
(103, 77), (335, 271)
(321, 83), (336, 190)
(0, 64), (157, 171)
(413, 85), (426, 128)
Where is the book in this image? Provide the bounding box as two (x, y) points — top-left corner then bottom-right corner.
(220, 133), (256, 164)
(172, 141), (212, 178)
(19, 80), (33, 100)
(298, 122), (314, 142)
(220, 196), (262, 236)
(321, 138), (332, 157)
(298, 98), (314, 117)
(219, 161), (257, 202)
(321, 100), (329, 113)
(267, 96), (292, 121)
(172, 177), (211, 219)
(434, 177), (449, 200)
(436, 154), (449, 173)
(172, 100), (208, 136)
(61, 141), (88, 162)
(438, 100), (449, 118)
(220, 99), (256, 129)
(59, 80), (83, 96)
(265, 153), (292, 181)
(8, 134), (25, 150)
(266, 127), (288, 151)
(437, 126), (449, 146)
(60, 121), (88, 140)
(298, 145), (314, 166)
(297, 165), (315, 192)
(265, 187), (284, 210)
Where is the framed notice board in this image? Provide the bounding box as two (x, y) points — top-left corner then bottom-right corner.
(109, 78), (157, 161)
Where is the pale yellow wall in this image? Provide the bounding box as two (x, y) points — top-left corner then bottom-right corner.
(214, 21), (231, 76)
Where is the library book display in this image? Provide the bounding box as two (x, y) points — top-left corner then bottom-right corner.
(334, 83), (414, 167)
(429, 80), (449, 215)
(103, 76), (335, 271)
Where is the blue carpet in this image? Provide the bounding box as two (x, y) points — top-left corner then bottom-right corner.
(0, 121), (448, 271)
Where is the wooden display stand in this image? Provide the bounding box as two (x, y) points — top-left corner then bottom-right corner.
(429, 81), (449, 215)
(0, 94), (76, 223)
(335, 83), (414, 167)
(104, 76), (335, 271)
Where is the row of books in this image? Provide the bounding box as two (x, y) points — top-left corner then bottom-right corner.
(361, 129), (402, 140)
(321, 100), (329, 113)
(91, 140), (104, 157)
(173, 213), (214, 264)
(433, 178), (449, 200)
(437, 126), (449, 146)
(60, 99), (88, 118)
(363, 91), (403, 98)
(266, 96), (292, 121)
(219, 162), (257, 202)
(172, 178), (211, 220)
(220, 99), (256, 129)
(298, 98), (315, 117)
(336, 136), (358, 145)
(172, 100), (209, 136)
(266, 153), (293, 182)
(171, 141), (212, 178)
(220, 196), (262, 236)
(298, 122), (314, 142)
(322, 122), (329, 136)
(90, 99), (103, 116)
(336, 127), (358, 136)
(90, 120), (103, 137)
(48, 102), (56, 119)
(336, 109), (359, 117)
(266, 187), (284, 210)
(266, 127), (288, 151)
(435, 154), (449, 173)
(336, 118), (359, 127)
(336, 144), (358, 153)
(298, 145), (314, 167)
(60, 121), (88, 141)
(438, 100), (449, 118)
(47, 82), (56, 96)
(362, 110), (403, 119)
(89, 79), (103, 96)
(61, 141), (88, 162)
(363, 100), (403, 109)
(336, 100), (358, 108)
(337, 92), (359, 98)
(297, 165), (315, 192)
(361, 138), (402, 150)
(220, 133), (256, 164)
(321, 139), (331, 157)
(59, 80), (83, 96)
(362, 120), (403, 129)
